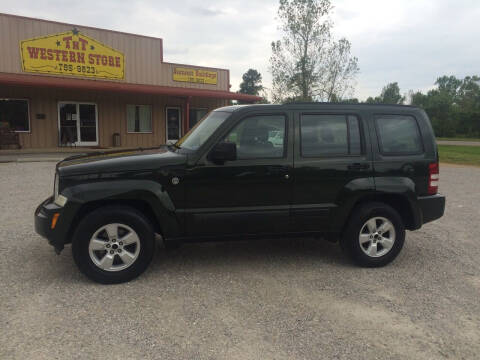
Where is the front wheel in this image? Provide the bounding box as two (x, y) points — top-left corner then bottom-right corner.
(72, 206), (155, 284)
(341, 202), (405, 267)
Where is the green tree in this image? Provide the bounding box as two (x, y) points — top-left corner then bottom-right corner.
(409, 75), (480, 137)
(237, 69), (269, 104)
(238, 69), (264, 96)
(270, 0), (359, 103)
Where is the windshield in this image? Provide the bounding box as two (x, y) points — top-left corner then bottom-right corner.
(176, 111), (230, 150)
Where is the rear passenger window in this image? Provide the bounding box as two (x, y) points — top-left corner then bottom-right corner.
(300, 114), (362, 157)
(375, 115), (423, 155)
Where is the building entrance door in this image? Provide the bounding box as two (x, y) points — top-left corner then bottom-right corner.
(166, 106), (182, 144)
(58, 102), (98, 146)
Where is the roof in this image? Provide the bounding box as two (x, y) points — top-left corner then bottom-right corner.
(0, 72), (262, 102)
(0, 12), (163, 41)
(215, 103), (422, 112)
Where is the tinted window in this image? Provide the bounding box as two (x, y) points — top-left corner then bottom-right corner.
(178, 111), (229, 150)
(224, 115), (286, 159)
(300, 114), (362, 157)
(375, 115), (422, 154)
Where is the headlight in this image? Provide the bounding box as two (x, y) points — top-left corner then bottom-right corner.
(53, 173), (67, 207)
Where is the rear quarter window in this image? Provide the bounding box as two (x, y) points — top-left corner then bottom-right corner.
(375, 115), (423, 155)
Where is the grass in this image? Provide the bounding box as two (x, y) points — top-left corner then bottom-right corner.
(438, 145), (480, 166)
(437, 137), (480, 142)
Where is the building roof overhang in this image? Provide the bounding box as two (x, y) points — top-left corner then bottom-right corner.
(0, 72), (262, 102)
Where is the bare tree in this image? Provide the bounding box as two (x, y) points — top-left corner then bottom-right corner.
(270, 0), (359, 103)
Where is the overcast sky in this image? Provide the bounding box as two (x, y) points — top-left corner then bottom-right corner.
(2, 0), (479, 100)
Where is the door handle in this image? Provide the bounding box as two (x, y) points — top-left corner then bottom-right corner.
(348, 163), (370, 170)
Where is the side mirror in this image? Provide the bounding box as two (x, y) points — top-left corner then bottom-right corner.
(208, 142), (237, 164)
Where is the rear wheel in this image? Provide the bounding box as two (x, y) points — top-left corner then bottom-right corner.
(72, 206), (155, 284)
(341, 202), (405, 267)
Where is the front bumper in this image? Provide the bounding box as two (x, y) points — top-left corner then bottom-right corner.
(35, 196), (68, 253)
(418, 194), (446, 225)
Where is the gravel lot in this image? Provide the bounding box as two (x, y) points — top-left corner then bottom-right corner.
(0, 162), (479, 359)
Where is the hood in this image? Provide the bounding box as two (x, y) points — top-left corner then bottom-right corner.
(57, 146), (187, 176)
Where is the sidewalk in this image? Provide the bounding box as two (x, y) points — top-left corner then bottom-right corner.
(0, 153), (76, 163)
(0, 147), (128, 163)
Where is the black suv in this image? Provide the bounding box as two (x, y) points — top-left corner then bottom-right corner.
(35, 103), (445, 283)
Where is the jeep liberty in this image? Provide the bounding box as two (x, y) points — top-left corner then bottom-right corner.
(35, 103), (446, 283)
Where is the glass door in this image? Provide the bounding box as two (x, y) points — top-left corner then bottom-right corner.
(58, 102), (98, 146)
(166, 107), (181, 144)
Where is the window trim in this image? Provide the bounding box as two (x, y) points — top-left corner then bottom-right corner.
(126, 104), (153, 134)
(0, 98), (31, 133)
(165, 106), (182, 144)
(374, 113), (425, 156)
(299, 112), (365, 158)
(220, 112), (289, 161)
(57, 101), (99, 146)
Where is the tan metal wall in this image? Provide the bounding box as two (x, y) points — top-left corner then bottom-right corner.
(0, 85), (228, 148)
(0, 13), (229, 90)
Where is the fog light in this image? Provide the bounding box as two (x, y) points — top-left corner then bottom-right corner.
(51, 213), (60, 229)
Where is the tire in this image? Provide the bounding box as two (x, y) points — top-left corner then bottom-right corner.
(72, 205), (155, 284)
(341, 202), (405, 267)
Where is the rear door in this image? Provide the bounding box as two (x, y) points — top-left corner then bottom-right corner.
(291, 109), (374, 233)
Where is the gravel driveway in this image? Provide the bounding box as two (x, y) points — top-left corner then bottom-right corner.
(0, 162), (479, 359)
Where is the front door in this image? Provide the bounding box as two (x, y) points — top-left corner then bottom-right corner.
(166, 107), (182, 144)
(292, 111), (374, 232)
(58, 102), (98, 146)
(183, 112), (293, 237)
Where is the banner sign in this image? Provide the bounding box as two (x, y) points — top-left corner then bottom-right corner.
(20, 30), (125, 80)
(173, 67), (218, 85)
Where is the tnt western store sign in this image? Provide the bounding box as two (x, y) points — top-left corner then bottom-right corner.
(0, 13), (260, 149)
(20, 30), (125, 80)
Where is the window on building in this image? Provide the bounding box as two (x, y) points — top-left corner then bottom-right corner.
(375, 115), (423, 155)
(0, 99), (30, 132)
(189, 108), (208, 130)
(223, 114), (286, 159)
(300, 114), (362, 157)
(127, 105), (152, 133)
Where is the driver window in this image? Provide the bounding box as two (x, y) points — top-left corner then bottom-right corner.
(223, 115), (286, 159)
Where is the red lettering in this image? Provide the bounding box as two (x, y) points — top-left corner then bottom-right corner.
(115, 57), (120, 67)
(47, 49), (53, 60)
(108, 56), (114, 67)
(94, 54), (101, 65)
(61, 51), (68, 62)
(69, 51), (76, 62)
(72, 41), (79, 50)
(62, 36), (72, 49)
(77, 52), (85, 64)
(88, 54), (95, 64)
(78, 37), (88, 51)
(101, 55), (107, 66)
(27, 47), (40, 59)
(53, 49), (61, 61)
(40, 48), (47, 60)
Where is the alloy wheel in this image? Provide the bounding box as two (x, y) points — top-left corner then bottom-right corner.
(358, 217), (396, 258)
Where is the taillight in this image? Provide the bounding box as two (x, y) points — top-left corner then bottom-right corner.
(428, 162), (439, 195)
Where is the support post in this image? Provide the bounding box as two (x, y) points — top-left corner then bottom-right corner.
(184, 96), (191, 134)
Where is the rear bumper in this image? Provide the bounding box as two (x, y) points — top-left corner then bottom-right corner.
(34, 196), (68, 253)
(418, 194), (445, 225)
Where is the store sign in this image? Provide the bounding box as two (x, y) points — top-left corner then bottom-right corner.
(173, 67), (217, 85)
(20, 29), (125, 80)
